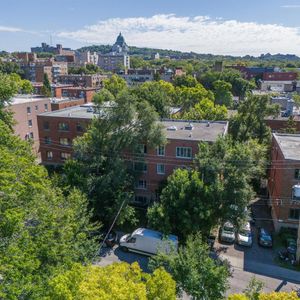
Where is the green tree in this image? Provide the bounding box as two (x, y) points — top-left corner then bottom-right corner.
(213, 80), (233, 107)
(230, 94), (280, 143)
(149, 233), (229, 300)
(103, 74), (127, 97)
(48, 262), (176, 300)
(132, 80), (175, 117)
(284, 115), (297, 133)
(181, 98), (227, 121)
(0, 121), (98, 299)
(243, 277), (264, 300)
(41, 73), (51, 97)
(21, 79), (33, 94)
(0, 72), (24, 129)
(64, 91), (165, 226)
(148, 137), (267, 239)
(173, 75), (198, 88)
(176, 83), (214, 111)
(92, 88), (115, 105)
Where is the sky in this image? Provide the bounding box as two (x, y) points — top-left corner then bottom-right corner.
(1, 0), (300, 56)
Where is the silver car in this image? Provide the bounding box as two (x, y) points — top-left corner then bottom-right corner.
(220, 222), (235, 243)
(236, 222), (252, 247)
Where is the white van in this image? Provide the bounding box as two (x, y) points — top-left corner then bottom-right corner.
(119, 228), (178, 256)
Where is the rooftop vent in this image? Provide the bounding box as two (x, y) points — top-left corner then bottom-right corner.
(87, 107), (94, 113)
(167, 125), (177, 131)
(185, 123), (194, 130)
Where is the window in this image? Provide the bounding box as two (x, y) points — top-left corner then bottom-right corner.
(44, 103), (48, 111)
(295, 169), (300, 180)
(35, 105), (38, 111)
(44, 136), (52, 144)
(127, 237), (136, 243)
(157, 145), (165, 156)
(135, 180), (147, 189)
(46, 151), (53, 160)
(134, 162), (147, 173)
(60, 152), (71, 160)
(28, 120), (33, 127)
(289, 209), (300, 220)
(157, 164), (165, 175)
(59, 137), (71, 146)
(43, 121), (50, 130)
(76, 122), (84, 132)
(29, 132), (34, 139)
(176, 147), (192, 159)
(58, 122), (69, 131)
(138, 144), (147, 154)
(27, 106), (31, 114)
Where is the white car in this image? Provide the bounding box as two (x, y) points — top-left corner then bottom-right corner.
(219, 222), (235, 243)
(236, 222), (252, 247)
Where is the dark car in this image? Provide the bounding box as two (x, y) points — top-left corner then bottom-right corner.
(257, 227), (273, 247)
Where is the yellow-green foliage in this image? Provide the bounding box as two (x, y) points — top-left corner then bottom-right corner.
(49, 262), (176, 300)
(228, 292), (298, 300)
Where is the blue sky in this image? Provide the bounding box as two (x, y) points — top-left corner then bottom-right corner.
(1, 0), (300, 55)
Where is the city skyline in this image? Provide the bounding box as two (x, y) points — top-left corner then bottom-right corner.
(1, 0), (300, 55)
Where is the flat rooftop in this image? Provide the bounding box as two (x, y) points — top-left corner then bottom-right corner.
(273, 133), (300, 161)
(161, 120), (228, 142)
(39, 106), (228, 141)
(11, 95), (50, 105)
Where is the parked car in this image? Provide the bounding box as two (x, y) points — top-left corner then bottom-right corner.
(219, 222), (235, 243)
(119, 228), (178, 256)
(257, 227), (273, 247)
(236, 222), (253, 247)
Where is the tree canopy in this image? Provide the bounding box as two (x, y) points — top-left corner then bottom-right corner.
(48, 262), (176, 300)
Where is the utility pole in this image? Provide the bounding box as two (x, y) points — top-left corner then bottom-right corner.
(297, 217), (300, 264)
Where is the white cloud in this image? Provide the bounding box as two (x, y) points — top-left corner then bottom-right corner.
(57, 14), (300, 56)
(0, 25), (23, 32)
(281, 5), (300, 8)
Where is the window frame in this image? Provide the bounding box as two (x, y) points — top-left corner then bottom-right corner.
(157, 145), (165, 157)
(46, 151), (53, 160)
(157, 163), (165, 175)
(289, 208), (300, 220)
(60, 152), (71, 161)
(58, 122), (70, 132)
(176, 147), (192, 159)
(28, 119), (33, 127)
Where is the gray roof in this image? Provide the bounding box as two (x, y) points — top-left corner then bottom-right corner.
(11, 95), (50, 105)
(274, 133), (300, 161)
(161, 120), (228, 142)
(39, 105), (228, 142)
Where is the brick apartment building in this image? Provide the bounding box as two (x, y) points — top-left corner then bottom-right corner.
(268, 133), (300, 231)
(57, 74), (107, 88)
(263, 72), (298, 81)
(37, 105), (228, 205)
(9, 95), (52, 153)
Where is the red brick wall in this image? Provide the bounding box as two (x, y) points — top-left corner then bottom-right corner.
(265, 119), (300, 133)
(268, 136), (300, 230)
(263, 72), (298, 81)
(51, 98), (85, 111)
(11, 98), (51, 154)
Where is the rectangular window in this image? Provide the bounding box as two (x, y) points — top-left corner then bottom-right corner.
(157, 164), (165, 175)
(289, 209), (300, 220)
(35, 105), (38, 111)
(76, 122), (84, 132)
(28, 119), (33, 127)
(138, 144), (147, 154)
(44, 136), (52, 144)
(157, 145), (165, 156)
(43, 121), (50, 130)
(135, 180), (147, 189)
(29, 132), (34, 139)
(46, 151), (53, 160)
(176, 147), (192, 159)
(60, 152), (71, 160)
(58, 122), (69, 131)
(295, 169), (300, 180)
(27, 106), (31, 114)
(59, 137), (71, 146)
(44, 103), (48, 111)
(134, 162), (147, 173)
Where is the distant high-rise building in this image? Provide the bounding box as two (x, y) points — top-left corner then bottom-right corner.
(98, 33), (130, 71)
